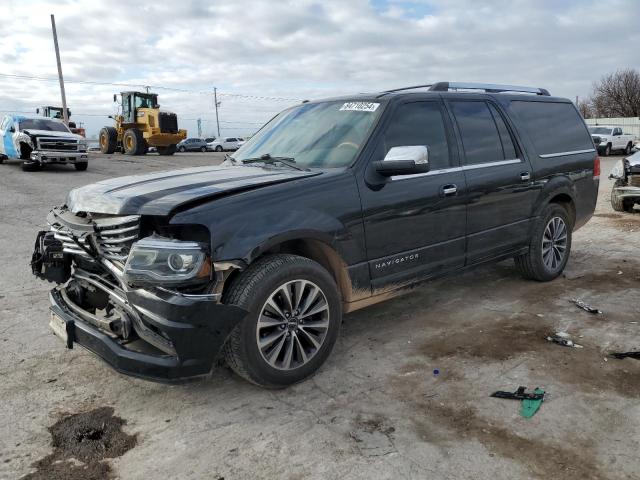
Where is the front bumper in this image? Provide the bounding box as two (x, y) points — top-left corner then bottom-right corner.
(30, 150), (88, 164)
(49, 284), (247, 382)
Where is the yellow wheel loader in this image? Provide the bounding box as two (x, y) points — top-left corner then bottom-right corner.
(99, 92), (186, 156)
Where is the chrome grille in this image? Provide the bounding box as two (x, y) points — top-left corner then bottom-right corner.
(48, 210), (140, 264)
(37, 137), (80, 152)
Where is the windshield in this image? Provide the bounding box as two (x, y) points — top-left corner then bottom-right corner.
(18, 118), (70, 132)
(589, 127), (613, 135)
(233, 100), (383, 168)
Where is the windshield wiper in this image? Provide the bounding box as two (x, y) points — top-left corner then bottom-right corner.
(241, 153), (307, 171)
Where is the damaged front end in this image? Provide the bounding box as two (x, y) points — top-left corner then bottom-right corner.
(31, 207), (247, 381)
(610, 154), (640, 201)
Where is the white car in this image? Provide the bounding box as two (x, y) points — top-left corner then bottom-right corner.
(208, 137), (241, 152)
(588, 126), (636, 156)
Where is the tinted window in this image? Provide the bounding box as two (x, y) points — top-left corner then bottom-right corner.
(227, 138), (237, 142)
(450, 101), (503, 165)
(382, 102), (451, 170)
(489, 104), (517, 159)
(510, 101), (593, 156)
(0, 117), (8, 131)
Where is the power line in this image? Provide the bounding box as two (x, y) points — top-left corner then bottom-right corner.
(0, 73), (302, 102)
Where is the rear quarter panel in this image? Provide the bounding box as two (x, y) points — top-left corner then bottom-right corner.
(497, 96), (599, 229)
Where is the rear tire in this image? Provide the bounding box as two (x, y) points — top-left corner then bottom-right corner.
(515, 203), (572, 281)
(603, 144), (611, 156)
(99, 127), (118, 154)
(611, 179), (635, 212)
(222, 254), (341, 388)
(74, 162), (88, 171)
(157, 145), (176, 156)
(200, 146), (207, 152)
(123, 128), (144, 155)
(624, 143), (632, 156)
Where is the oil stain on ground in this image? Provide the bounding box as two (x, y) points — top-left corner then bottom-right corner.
(22, 407), (137, 480)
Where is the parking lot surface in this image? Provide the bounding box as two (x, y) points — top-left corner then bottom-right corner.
(1, 152), (638, 479)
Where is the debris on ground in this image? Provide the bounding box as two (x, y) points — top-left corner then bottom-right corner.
(571, 299), (602, 315)
(490, 386), (545, 418)
(546, 332), (583, 348)
(22, 407), (137, 480)
(609, 351), (640, 360)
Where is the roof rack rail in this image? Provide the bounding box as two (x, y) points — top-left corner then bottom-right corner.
(381, 82), (550, 96)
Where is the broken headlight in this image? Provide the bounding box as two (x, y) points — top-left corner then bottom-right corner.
(123, 237), (210, 287)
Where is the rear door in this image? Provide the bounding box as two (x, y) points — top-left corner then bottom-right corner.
(446, 98), (536, 263)
(359, 99), (467, 292)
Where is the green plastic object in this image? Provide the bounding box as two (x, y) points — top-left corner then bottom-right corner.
(520, 388), (545, 418)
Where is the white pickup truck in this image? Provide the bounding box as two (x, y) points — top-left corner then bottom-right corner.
(588, 125), (636, 156)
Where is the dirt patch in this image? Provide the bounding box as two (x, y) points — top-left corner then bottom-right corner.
(408, 399), (603, 480)
(593, 213), (624, 219)
(22, 407), (137, 480)
(420, 315), (552, 362)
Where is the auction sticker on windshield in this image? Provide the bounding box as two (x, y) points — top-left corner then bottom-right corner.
(340, 102), (380, 112)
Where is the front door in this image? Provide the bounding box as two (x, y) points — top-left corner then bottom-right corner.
(359, 100), (467, 293)
(445, 98), (536, 263)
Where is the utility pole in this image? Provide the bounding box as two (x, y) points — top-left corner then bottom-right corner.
(50, 14), (69, 126)
(213, 87), (221, 138)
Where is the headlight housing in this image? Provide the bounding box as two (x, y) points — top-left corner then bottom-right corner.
(77, 142), (87, 152)
(123, 236), (210, 287)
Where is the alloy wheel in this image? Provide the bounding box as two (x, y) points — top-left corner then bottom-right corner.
(542, 216), (568, 270)
(255, 279), (330, 370)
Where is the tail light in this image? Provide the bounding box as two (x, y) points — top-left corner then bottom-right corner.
(593, 156), (600, 179)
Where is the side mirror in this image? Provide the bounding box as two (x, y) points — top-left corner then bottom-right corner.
(9, 126), (15, 133)
(36, 108), (40, 114)
(108, 115), (114, 119)
(113, 94), (117, 102)
(373, 146), (430, 177)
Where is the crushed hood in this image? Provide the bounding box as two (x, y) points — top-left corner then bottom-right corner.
(66, 165), (320, 215)
(23, 129), (83, 140)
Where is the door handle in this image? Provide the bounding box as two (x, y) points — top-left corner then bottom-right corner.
(520, 172), (531, 182)
(441, 184), (458, 197)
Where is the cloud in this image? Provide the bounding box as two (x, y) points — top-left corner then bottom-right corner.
(0, 0), (638, 138)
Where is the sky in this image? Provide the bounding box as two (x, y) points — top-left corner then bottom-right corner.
(0, 0), (638, 139)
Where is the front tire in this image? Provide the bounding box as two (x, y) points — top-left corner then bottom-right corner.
(215, 145), (223, 152)
(223, 254), (341, 387)
(74, 162), (88, 171)
(624, 143), (632, 156)
(123, 128), (144, 155)
(178, 146), (186, 152)
(611, 179), (635, 212)
(603, 144), (612, 156)
(515, 203), (572, 281)
(22, 161), (41, 172)
(99, 127), (118, 154)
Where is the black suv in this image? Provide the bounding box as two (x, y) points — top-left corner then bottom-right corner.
(32, 82), (599, 387)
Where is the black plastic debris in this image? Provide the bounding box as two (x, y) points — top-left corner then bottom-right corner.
(571, 299), (602, 315)
(609, 351), (640, 360)
(546, 332), (583, 348)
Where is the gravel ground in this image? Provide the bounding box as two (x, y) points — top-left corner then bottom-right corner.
(1, 152), (639, 480)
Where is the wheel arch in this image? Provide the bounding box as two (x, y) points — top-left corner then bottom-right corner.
(224, 235), (354, 305)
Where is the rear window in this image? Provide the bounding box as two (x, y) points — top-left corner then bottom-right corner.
(510, 101), (593, 156)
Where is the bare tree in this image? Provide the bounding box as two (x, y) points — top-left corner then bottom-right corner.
(591, 68), (640, 117)
(575, 97), (593, 118)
